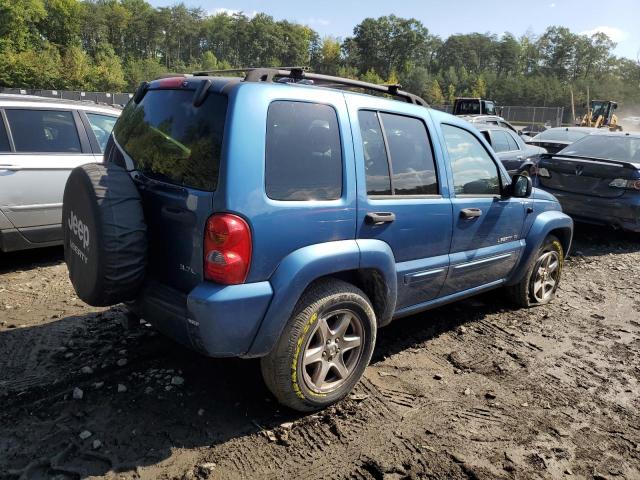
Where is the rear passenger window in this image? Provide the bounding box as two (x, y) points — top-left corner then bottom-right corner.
(358, 111), (391, 196)
(380, 113), (438, 195)
(0, 118), (10, 152)
(506, 132), (520, 151)
(359, 111), (438, 196)
(491, 131), (511, 153)
(6, 110), (81, 153)
(265, 101), (342, 201)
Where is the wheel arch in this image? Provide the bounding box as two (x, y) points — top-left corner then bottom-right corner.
(506, 210), (573, 286)
(245, 239), (397, 357)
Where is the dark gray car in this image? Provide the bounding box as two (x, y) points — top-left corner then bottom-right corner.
(476, 125), (547, 175)
(536, 132), (640, 232)
(527, 127), (594, 154)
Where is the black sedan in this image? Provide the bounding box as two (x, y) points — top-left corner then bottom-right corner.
(475, 125), (547, 175)
(527, 127), (594, 154)
(535, 132), (640, 232)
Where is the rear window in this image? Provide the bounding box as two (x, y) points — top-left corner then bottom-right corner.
(536, 128), (589, 143)
(559, 135), (640, 162)
(265, 101), (342, 201)
(456, 101), (480, 115)
(113, 89), (227, 191)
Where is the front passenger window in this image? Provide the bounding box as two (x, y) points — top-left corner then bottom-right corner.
(442, 124), (500, 196)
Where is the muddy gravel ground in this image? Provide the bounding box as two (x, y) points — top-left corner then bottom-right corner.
(1, 224), (639, 480)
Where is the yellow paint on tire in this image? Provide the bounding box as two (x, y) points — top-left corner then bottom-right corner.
(291, 311), (326, 399)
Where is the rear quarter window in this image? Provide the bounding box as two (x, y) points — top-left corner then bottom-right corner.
(265, 101), (342, 201)
(113, 89), (227, 191)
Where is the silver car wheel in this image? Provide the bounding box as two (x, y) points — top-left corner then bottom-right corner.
(532, 251), (560, 302)
(302, 309), (364, 394)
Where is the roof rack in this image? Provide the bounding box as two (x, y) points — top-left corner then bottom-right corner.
(192, 67), (428, 107)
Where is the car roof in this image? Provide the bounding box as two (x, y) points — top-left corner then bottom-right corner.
(0, 94), (122, 115)
(472, 124), (514, 133)
(587, 130), (640, 139)
(542, 126), (599, 133)
(458, 114), (503, 122)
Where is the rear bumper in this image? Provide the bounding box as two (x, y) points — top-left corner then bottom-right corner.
(547, 189), (640, 232)
(134, 280), (273, 357)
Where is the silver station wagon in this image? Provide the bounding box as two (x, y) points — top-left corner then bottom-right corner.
(0, 94), (120, 252)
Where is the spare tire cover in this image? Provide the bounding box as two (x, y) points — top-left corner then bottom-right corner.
(63, 163), (147, 306)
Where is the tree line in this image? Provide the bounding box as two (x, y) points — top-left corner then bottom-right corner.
(1, 0), (638, 111)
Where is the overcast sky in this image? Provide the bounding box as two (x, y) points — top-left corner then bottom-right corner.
(148, 0), (640, 60)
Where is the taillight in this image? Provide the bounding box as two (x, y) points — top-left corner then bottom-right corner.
(538, 167), (551, 178)
(204, 214), (252, 284)
(609, 178), (640, 190)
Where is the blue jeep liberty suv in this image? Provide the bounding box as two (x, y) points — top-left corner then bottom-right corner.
(62, 68), (573, 412)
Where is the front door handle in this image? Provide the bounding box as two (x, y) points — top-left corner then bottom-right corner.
(0, 164), (21, 171)
(460, 208), (482, 219)
(365, 212), (396, 225)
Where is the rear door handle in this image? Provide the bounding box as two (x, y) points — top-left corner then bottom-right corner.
(365, 212), (396, 225)
(460, 208), (482, 219)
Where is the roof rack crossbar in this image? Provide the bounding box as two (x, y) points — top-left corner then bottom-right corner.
(192, 67), (429, 107)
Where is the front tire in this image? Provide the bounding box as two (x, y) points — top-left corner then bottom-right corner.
(506, 235), (564, 307)
(260, 279), (377, 412)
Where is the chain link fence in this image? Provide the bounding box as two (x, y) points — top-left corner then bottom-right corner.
(500, 106), (564, 128)
(0, 87), (132, 107)
(432, 104), (565, 127)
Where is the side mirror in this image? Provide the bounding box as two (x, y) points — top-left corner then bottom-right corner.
(517, 130), (523, 136)
(511, 174), (533, 198)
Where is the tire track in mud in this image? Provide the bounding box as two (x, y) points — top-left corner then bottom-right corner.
(209, 377), (470, 480)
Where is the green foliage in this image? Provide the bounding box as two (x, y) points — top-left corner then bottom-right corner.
(0, 0), (47, 51)
(427, 79), (445, 105)
(360, 69), (384, 84)
(62, 44), (93, 89)
(470, 75), (487, 98)
(92, 43), (126, 91)
(0, 1), (637, 114)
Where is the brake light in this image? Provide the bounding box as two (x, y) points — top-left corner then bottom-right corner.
(157, 77), (187, 88)
(609, 178), (640, 190)
(204, 214), (252, 284)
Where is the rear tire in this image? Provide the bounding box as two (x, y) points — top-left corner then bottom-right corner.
(506, 235), (564, 308)
(260, 279), (376, 412)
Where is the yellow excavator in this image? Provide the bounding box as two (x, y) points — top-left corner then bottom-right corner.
(579, 100), (623, 131)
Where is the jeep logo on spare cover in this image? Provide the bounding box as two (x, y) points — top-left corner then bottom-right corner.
(68, 210), (90, 250)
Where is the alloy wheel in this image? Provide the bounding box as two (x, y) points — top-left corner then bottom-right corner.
(532, 250), (561, 302)
(301, 309), (365, 394)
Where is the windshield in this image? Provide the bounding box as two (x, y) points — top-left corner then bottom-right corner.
(558, 135), (640, 162)
(456, 100), (480, 115)
(535, 128), (590, 143)
(113, 89), (227, 191)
